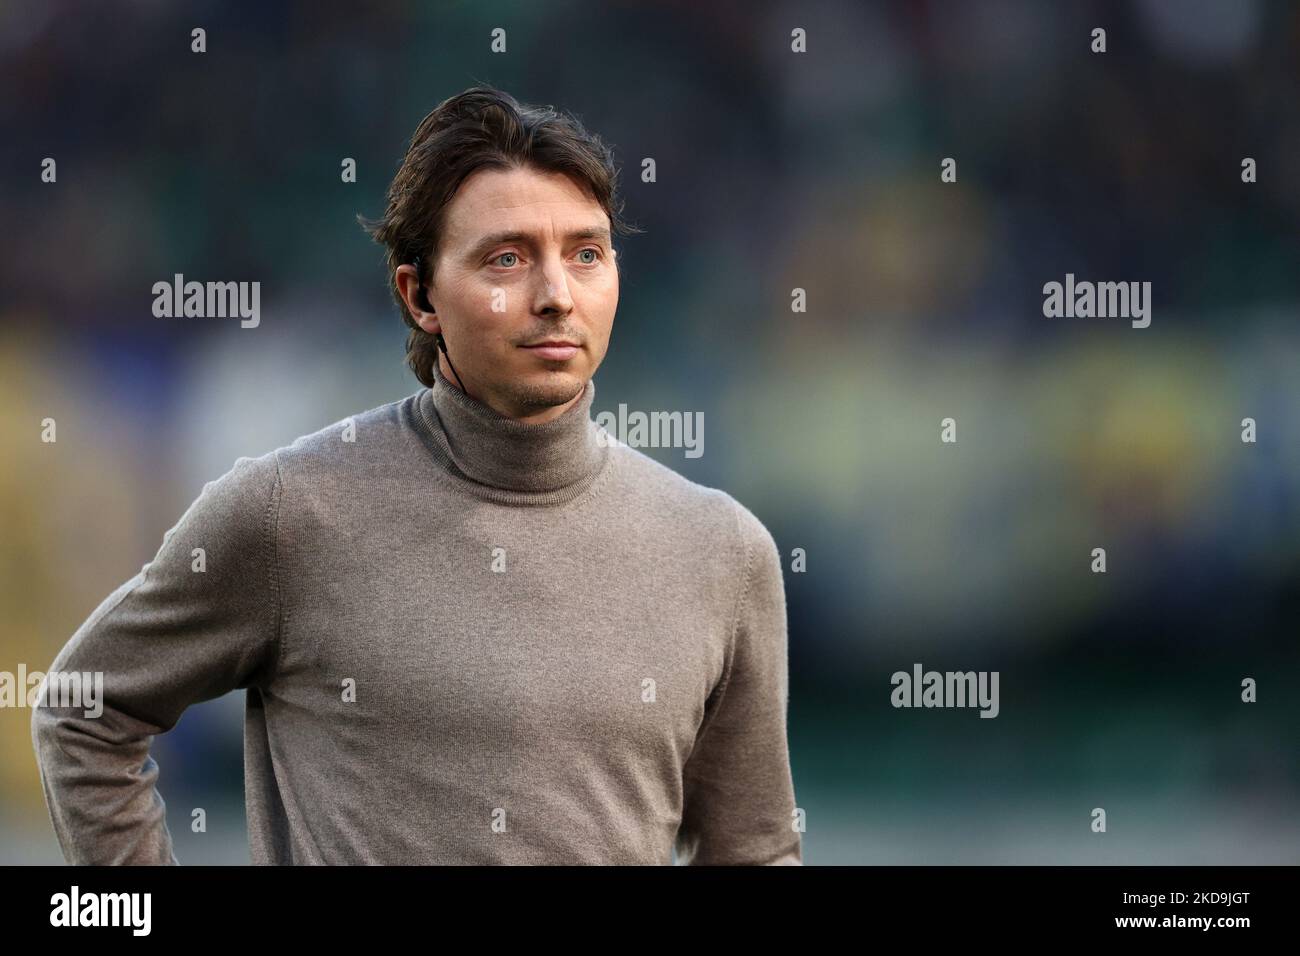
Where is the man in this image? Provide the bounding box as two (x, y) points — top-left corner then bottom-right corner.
(32, 85), (802, 865)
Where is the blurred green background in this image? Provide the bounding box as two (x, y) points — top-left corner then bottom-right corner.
(2, 0), (1297, 863)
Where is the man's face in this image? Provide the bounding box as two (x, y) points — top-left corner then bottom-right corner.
(400, 164), (619, 424)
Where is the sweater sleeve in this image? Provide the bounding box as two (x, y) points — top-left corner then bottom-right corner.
(675, 499), (802, 865)
(31, 451), (284, 865)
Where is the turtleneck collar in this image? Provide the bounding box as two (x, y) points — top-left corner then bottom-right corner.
(413, 360), (609, 505)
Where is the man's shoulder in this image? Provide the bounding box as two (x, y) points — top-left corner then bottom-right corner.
(607, 442), (777, 555)
(198, 393), (419, 503)
(273, 393), (417, 464)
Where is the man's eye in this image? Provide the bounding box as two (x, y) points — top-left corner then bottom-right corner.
(577, 248), (601, 264)
(492, 252), (519, 267)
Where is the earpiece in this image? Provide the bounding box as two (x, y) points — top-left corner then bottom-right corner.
(411, 255), (466, 393)
(411, 256), (434, 313)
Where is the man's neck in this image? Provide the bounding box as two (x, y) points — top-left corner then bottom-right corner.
(416, 359), (606, 497)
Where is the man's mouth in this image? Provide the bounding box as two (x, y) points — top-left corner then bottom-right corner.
(521, 340), (581, 361)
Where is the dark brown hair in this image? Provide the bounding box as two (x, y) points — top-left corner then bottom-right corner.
(359, 84), (642, 387)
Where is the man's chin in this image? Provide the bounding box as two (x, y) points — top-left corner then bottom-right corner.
(509, 364), (588, 411)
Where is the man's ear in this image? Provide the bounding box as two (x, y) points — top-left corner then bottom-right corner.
(395, 264), (440, 334)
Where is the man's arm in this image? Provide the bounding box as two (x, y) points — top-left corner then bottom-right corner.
(31, 452), (284, 865)
(675, 498), (802, 865)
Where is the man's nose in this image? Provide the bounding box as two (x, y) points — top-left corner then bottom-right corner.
(532, 254), (574, 314)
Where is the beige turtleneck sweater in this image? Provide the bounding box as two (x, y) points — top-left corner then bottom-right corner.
(31, 364), (802, 865)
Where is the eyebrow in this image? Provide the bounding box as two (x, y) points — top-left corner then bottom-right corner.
(462, 226), (612, 262)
